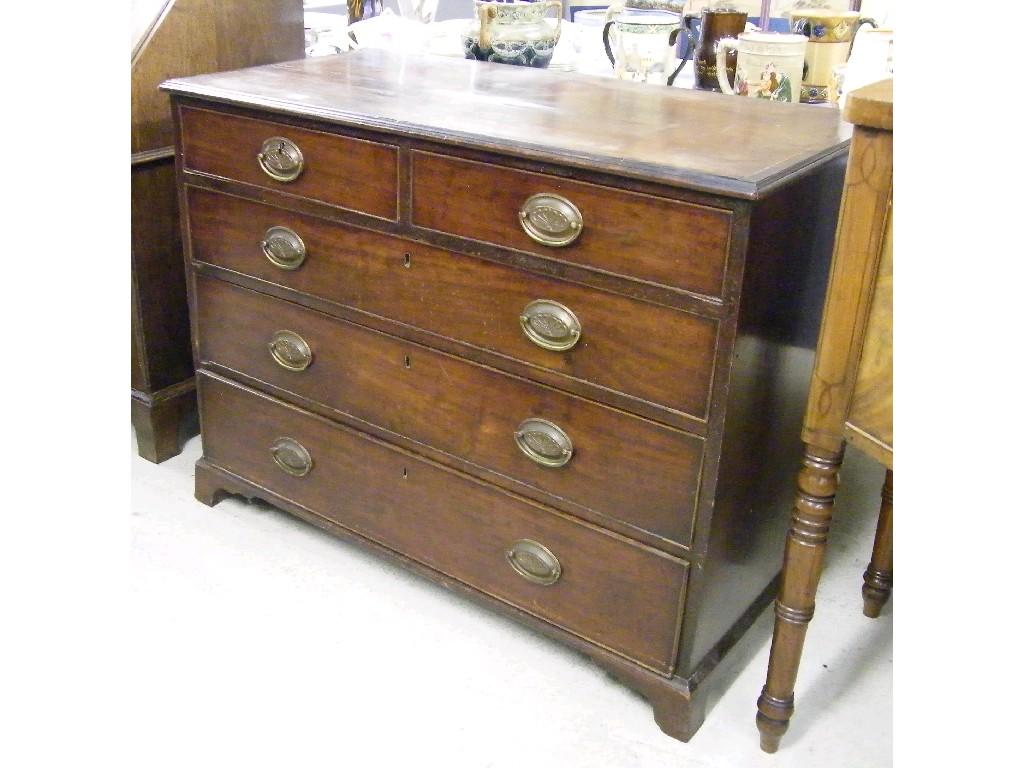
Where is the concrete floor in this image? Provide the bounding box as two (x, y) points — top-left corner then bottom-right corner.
(130, 430), (891, 767)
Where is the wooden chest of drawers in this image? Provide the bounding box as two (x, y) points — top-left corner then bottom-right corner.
(163, 50), (849, 740)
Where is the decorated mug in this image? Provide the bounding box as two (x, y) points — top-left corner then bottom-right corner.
(603, 9), (688, 86)
(716, 32), (807, 103)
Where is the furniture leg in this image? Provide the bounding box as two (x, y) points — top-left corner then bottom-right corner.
(862, 469), (893, 618)
(131, 382), (198, 463)
(756, 444), (843, 753)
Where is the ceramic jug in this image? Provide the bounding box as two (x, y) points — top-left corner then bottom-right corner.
(716, 32), (807, 103)
(840, 27), (893, 108)
(790, 9), (876, 103)
(463, 1), (563, 68)
(681, 7), (748, 92)
(603, 9), (687, 86)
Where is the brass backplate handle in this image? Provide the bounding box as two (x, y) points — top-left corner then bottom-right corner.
(257, 136), (304, 182)
(506, 539), (562, 586)
(514, 418), (574, 468)
(260, 226), (307, 270)
(268, 329), (313, 371)
(520, 299), (581, 352)
(270, 437), (313, 477)
(518, 193), (583, 247)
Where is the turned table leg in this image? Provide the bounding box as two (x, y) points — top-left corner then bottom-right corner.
(756, 444), (843, 753)
(862, 470), (893, 618)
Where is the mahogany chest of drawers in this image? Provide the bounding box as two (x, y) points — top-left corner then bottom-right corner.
(162, 49), (849, 740)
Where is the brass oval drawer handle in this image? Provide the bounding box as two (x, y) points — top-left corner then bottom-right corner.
(270, 437), (313, 477)
(260, 226), (307, 270)
(267, 329), (313, 371)
(507, 539), (561, 586)
(515, 418), (573, 468)
(257, 136), (304, 182)
(518, 193), (583, 247)
(520, 299), (581, 352)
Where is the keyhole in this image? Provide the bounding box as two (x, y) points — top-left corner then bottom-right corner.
(403, 252), (411, 268)
(402, 467), (408, 479)
(404, 355), (411, 369)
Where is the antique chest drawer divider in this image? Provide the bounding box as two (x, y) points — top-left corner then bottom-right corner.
(162, 49), (850, 742)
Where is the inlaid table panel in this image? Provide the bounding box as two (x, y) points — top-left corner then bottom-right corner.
(164, 48), (848, 743)
(846, 209), (893, 463)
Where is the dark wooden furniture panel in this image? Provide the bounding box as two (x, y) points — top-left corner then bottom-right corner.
(180, 107), (399, 220)
(164, 49), (850, 198)
(164, 49), (848, 743)
(411, 151), (733, 297)
(131, 0), (304, 462)
(195, 275), (704, 547)
(186, 187), (719, 420)
(199, 372), (690, 674)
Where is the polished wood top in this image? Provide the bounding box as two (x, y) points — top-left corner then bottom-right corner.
(162, 49), (851, 199)
(844, 79), (893, 131)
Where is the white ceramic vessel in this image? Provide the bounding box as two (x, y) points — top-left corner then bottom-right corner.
(841, 27), (893, 108)
(716, 31), (807, 104)
(602, 9), (685, 86)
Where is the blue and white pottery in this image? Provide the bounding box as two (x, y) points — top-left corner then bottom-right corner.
(463, 1), (564, 68)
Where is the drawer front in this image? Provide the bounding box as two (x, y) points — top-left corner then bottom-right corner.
(188, 188), (718, 420)
(196, 276), (704, 546)
(199, 373), (689, 674)
(179, 107), (398, 220)
(411, 151), (733, 298)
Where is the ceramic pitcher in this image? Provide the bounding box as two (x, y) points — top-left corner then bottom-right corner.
(790, 9), (876, 103)
(840, 28), (893, 108)
(603, 9), (687, 86)
(463, 0), (563, 68)
(716, 32), (807, 103)
(681, 7), (748, 92)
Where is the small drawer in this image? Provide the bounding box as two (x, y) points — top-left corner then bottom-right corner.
(196, 276), (704, 546)
(411, 151), (733, 298)
(179, 106), (398, 220)
(198, 373), (690, 674)
(187, 188), (718, 421)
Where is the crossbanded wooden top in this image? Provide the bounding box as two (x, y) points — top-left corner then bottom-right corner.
(162, 48), (851, 199)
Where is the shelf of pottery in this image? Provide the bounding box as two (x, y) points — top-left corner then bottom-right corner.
(302, 1), (893, 107)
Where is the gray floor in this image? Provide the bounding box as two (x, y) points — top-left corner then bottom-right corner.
(130, 430), (892, 767)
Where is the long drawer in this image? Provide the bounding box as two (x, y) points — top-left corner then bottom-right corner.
(198, 372), (690, 674)
(195, 275), (704, 547)
(411, 150), (733, 298)
(187, 187), (718, 421)
(179, 107), (399, 220)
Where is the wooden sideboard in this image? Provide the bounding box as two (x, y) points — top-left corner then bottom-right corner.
(131, 0), (304, 462)
(756, 78), (893, 753)
(162, 50), (849, 740)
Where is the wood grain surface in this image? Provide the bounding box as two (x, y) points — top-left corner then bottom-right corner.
(180, 107), (399, 219)
(186, 187), (719, 421)
(195, 276), (706, 546)
(801, 128), (893, 453)
(846, 206), (893, 464)
(162, 49), (851, 199)
(132, 0), (304, 156)
(198, 372), (690, 674)
(411, 151), (732, 298)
